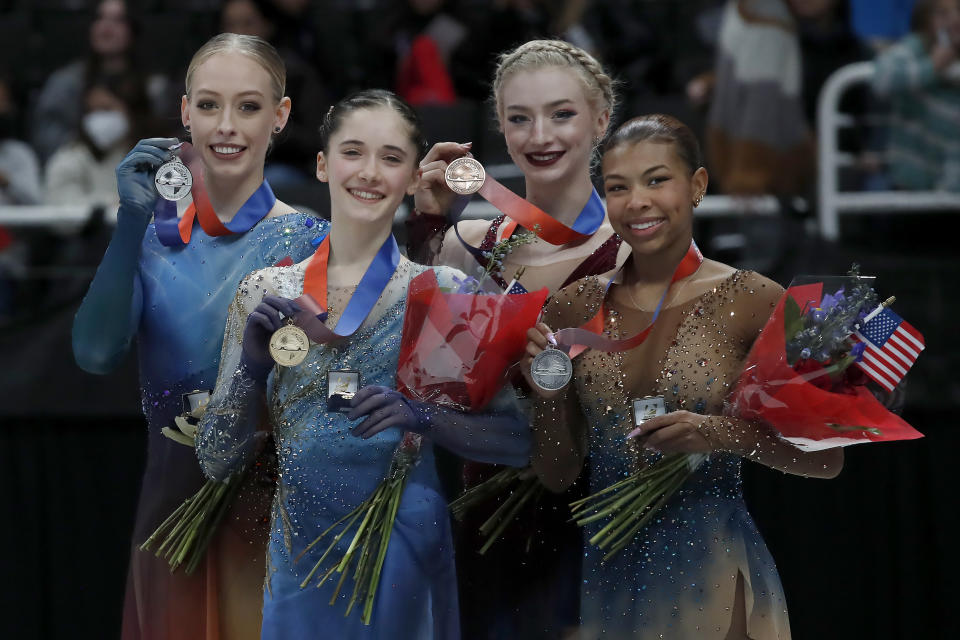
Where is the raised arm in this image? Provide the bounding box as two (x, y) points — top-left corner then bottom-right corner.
(873, 36), (943, 96)
(71, 138), (179, 373)
(406, 141), (472, 264)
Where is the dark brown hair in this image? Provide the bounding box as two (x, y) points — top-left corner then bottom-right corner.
(320, 89), (428, 162)
(602, 114), (702, 175)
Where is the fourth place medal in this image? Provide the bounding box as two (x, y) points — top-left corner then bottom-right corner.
(530, 344), (574, 392)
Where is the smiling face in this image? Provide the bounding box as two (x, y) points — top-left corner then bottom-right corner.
(499, 66), (608, 187)
(181, 51), (290, 186)
(602, 141), (707, 257)
(316, 106), (421, 228)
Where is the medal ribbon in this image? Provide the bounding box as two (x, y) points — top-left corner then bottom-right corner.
(290, 233), (401, 343)
(154, 143), (276, 246)
(451, 186), (605, 262)
(553, 240), (703, 358)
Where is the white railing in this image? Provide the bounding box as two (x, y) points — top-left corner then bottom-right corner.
(816, 61), (960, 241)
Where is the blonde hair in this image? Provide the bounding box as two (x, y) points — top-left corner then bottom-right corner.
(492, 39), (616, 123)
(185, 33), (286, 103)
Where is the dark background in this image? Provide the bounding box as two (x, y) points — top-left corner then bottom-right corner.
(2, 0), (959, 638)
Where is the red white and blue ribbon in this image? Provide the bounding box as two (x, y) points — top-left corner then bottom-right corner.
(153, 145), (276, 246)
(291, 233), (401, 343)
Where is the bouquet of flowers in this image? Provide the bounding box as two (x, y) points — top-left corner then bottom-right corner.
(728, 271), (924, 448)
(298, 235), (547, 624)
(570, 266), (924, 561)
(141, 391), (246, 575)
(297, 432), (421, 624)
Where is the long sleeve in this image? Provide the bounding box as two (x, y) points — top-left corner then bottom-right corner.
(195, 278), (270, 482)
(873, 34), (937, 96)
(413, 384), (531, 467)
(404, 208), (449, 265)
(71, 205), (148, 374)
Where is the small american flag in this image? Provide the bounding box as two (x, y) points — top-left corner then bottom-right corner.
(852, 307), (925, 391)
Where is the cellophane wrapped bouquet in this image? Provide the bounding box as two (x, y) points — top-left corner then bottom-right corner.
(571, 267), (924, 561)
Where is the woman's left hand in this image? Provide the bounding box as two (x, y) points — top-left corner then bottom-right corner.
(629, 410), (717, 454)
(348, 385), (426, 439)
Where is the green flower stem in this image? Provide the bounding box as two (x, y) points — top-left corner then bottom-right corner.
(569, 454), (702, 562)
(299, 446), (416, 626)
(184, 478), (242, 575)
(156, 480), (215, 557)
(449, 467), (524, 519)
(477, 478), (542, 556)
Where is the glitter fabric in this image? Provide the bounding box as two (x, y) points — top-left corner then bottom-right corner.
(122, 213), (324, 640)
(536, 270), (793, 639)
(197, 257), (519, 639)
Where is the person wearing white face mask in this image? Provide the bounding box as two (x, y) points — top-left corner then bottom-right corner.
(44, 72), (147, 211)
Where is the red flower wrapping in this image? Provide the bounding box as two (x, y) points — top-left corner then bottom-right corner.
(728, 283), (923, 450)
(396, 270), (549, 411)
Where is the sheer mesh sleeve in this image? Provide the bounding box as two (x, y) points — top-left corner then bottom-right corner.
(195, 274), (271, 482)
(405, 209), (450, 265)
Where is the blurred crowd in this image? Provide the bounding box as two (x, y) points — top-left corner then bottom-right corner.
(0, 0), (958, 318)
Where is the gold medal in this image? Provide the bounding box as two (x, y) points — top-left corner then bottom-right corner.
(269, 322), (310, 367)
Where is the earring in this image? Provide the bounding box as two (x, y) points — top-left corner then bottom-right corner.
(184, 125), (191, 133)
(693, 193), (703, 208)
(274, 126), (282, 133)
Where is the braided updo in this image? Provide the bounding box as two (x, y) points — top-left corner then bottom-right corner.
(492, 39), (617, 125)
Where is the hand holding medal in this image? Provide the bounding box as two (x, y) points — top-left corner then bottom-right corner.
(240, 295), (305, 381)
(155, 141), (193, 201)
(115, 137), (183, 222)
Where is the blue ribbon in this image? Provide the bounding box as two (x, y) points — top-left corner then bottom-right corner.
(153, 180), (277, 247)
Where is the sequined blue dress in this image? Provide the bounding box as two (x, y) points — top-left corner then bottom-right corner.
(197, 259), (523, 639)
(543, 271), (793, 639)
(75, 211), (324, 640)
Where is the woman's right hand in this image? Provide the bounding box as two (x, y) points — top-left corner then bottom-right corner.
(414, 141), (473, 216)
(521, 322), (568, 399)
(240, 295), (301, 381)
(115, 137), (181, 223)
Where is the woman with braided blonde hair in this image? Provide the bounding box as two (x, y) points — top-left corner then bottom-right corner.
(407, 39), (628, 638)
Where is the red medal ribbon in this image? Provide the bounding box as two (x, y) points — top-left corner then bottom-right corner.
(555, 240), (704, 358)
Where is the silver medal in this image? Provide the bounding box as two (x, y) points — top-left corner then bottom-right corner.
(155, 148), (193, 201)
(530, 346), (573, 391)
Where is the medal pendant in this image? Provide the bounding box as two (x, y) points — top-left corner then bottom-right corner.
(530, 346), (573, 392)
(269, 323), (310, 367)
(327, 369), (360, 413)
(444, 157), (485, 195)
(155, 156), (193, 201)
(632, 395), (666, 426)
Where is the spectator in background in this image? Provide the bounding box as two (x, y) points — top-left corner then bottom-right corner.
(44, 73), (149, 211)
(220, 0), (329, 185)
(706, 0), (814, 196)
(873, 0), (960, 192)
(364, 0), (469, 106)
(30, 0), (162, 163)
(0, 73), (41, 206)
(791, 0), (870, 125)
